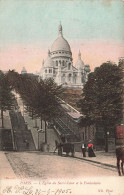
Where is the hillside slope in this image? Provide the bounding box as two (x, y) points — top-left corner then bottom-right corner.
(62, 88), (82, 112)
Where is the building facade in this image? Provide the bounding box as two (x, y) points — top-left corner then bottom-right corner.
(41, 24), (90, 88)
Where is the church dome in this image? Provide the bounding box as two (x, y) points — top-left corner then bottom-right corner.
(75, 51), (84, 69)
(51, 24), (71, 53)
(51, 36), (71, 53)
(21, 67), (27, 74)
(44, 50), (54, 68)
(84, 65), (90, 72)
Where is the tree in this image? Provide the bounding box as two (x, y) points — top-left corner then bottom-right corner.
(23, 78), (63, 144)
(7, 70), (63, 144)
(0, 71), (14, 127)
(78, 62), (123, 152)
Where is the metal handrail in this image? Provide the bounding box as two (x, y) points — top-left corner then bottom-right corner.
(55, 120), (70, 135)
(57, 117), (80, 138)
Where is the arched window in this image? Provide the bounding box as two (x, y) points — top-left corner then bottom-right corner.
(73, 74), (77, 84)
(49, 69), (52, 73)
(68, 63), (71, 70)
(68, 73), (71, 82)
(62, 61), (64, 66)
(56, 61), (58, 66)
(62, 74), (65, 83)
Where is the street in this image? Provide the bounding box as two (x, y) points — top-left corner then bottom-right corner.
(5, 152), (118, 179)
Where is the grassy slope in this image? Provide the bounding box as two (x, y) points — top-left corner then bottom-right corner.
(62, 88), (82, 112)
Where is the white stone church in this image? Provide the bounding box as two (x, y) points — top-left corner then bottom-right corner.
(41, 24), (90, 88)
(21, 24), (91, 88)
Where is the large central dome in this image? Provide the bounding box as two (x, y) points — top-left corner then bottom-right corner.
(51, 36), (71, 52)
(51, 24), (71, 53)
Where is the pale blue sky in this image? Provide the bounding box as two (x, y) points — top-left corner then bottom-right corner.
(0, 0), (124, 73)
(0, 0), (124, 46)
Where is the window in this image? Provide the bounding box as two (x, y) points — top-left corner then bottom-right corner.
(68, 74), (71, 81)
(73, 74), (77, 84)
(56, 61), (58, 66)
(45, 69), (47, 73)
(68, 63), (71, 70)
(49, 69), (52, 73)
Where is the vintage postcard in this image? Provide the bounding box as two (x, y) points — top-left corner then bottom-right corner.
(0, 0), (124, 195)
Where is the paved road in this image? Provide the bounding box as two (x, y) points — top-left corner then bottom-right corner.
(5, 152), (118, 179)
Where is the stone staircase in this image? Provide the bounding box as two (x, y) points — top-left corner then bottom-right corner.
(54, 117), (80, 142)
(9, 110), (36, 151)
(53, 99), (82, 143)
(55, 118), (70, 135)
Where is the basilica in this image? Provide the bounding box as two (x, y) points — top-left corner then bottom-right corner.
(21, 24), (90, 88)
(40, 24), (90, 88)
(40, 24), (91, 88)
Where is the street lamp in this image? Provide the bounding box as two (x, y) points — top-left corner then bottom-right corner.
(105, 131), (109, 152)
(107, 131), (109, 136)
(37, 128), (45, 150)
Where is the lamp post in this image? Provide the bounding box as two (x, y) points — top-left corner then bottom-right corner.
(105, 131), (109, 152)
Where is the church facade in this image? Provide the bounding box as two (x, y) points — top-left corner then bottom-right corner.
(41, 24), (90, 88)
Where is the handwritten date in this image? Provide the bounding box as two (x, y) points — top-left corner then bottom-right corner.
(2, 185), (72, 195)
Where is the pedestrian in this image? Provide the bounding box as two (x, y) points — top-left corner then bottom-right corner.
(81, 143), (86, 157)
(54, 140), (59, 153)
(88, 141), (96, 157)
(25, 139), (29, 149)
(58, 143), (63, 156)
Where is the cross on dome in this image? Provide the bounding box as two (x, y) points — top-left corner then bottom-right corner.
(48, 49), (51, 57)
(51, 24), (71, 53)
(59, 22), (63, 37)
(78, 50), (81, 60)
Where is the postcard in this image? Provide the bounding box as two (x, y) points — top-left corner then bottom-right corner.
(0, 0), (124, 195)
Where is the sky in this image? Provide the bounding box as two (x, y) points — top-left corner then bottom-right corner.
(0, 0), (124, 73)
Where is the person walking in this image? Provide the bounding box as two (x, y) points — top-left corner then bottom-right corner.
(81, 143), (86, 157)
(54, 140), (59, 153)
(25, 139), (29, 149)
(88, 141), (96, 157)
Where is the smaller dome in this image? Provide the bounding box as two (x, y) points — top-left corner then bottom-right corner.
(75, 51), (84, 69)
(84, 65), (90, 72)
(44, 50), (54, 68)
(21, 67), (27, 74)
